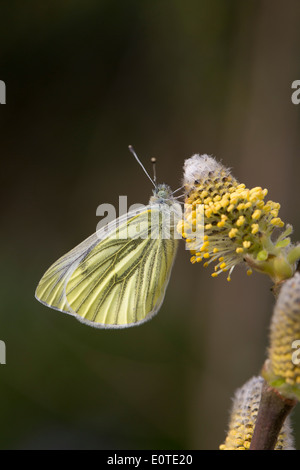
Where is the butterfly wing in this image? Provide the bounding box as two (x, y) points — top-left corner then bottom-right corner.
(35, 205), (179, 328)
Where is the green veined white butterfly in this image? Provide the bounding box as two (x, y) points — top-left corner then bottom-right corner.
(35, 147), (182, 328)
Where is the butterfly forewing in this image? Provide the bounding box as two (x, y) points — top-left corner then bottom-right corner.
(35, 204), (179, 328)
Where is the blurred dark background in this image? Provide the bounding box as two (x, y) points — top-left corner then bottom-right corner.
(1, 0), (300, 450)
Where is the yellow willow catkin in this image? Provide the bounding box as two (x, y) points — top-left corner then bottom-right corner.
(263, 272), (300, 400)
(179, 154), (296, 282)
(219, 376), (294, 450)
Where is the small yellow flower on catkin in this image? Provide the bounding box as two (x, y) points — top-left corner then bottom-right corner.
(219, 376), (294, 450)
(179, 154), (299, 283)
(262, 273), (300, 401)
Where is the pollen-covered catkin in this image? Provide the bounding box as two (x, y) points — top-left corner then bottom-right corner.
(263, 272), (300, 400)
(179, 154), (295, 282)
(219, 376), (294, 450)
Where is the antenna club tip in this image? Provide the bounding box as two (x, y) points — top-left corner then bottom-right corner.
(151, 157), (157, 163)
(128, 145), (137, 156)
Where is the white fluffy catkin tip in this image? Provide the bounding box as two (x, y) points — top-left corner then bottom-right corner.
(183, 153), (229, 187)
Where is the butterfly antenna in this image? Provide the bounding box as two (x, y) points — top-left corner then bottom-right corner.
(128, 145), (156, 187)
(151, 157), (157, 185)
(172, 185), (185, 195)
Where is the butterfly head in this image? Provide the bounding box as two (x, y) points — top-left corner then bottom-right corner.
(150, 183), (174, 205)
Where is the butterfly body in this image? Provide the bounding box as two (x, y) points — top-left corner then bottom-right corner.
(150, 183), (174, 205)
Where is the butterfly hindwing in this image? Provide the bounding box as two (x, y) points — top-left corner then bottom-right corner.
(35, 233), (99, 314)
